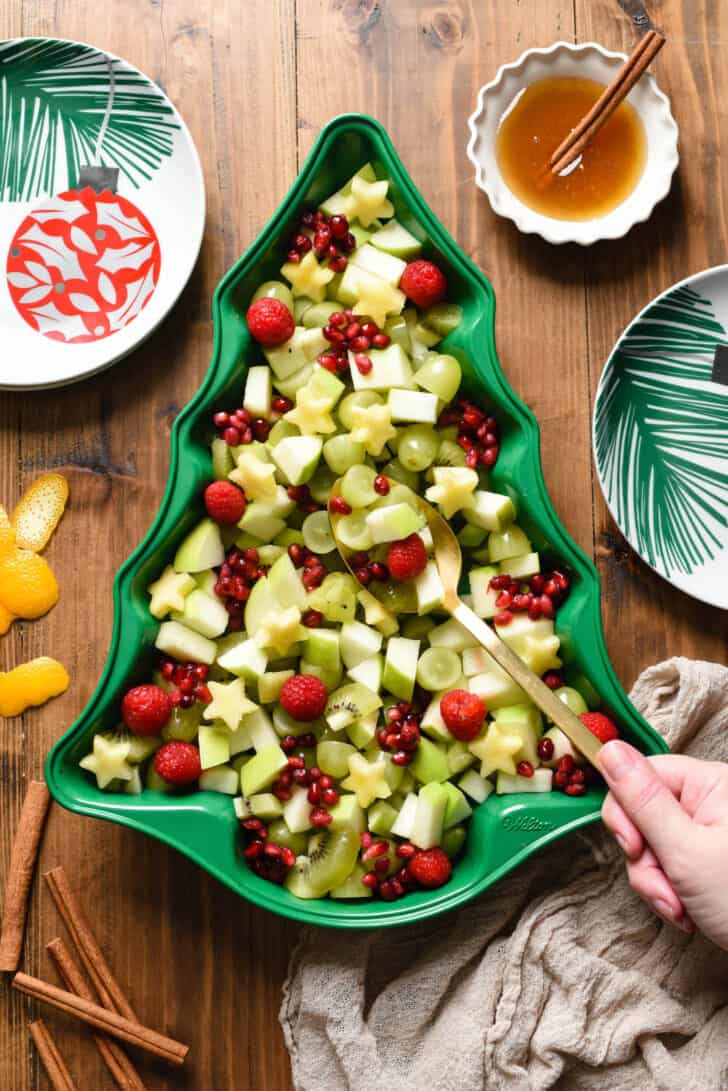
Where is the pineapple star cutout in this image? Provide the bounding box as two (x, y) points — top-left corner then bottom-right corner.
(229, 450), (277, 502)
(344, 175), (394, 228)
(79, 734), (133, 789)
(468, 720), (523, 778)
(341, 753), (392, 808)
(147, 565), (196, 619)
(425, 467), (479, 520)
(203, 678), (257, 732)
(284, 382), (337, 436)
(352, 273), (405, 328)
(281, 251), (334, 302)
(522, 635), (562, 676)
(255, 606), (308, 658)
(349, 403), (397, 457)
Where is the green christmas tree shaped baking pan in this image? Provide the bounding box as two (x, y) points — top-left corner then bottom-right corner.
(46, 114), (668, 929)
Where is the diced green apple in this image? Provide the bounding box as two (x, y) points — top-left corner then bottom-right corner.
(441, 782), (472, 829)
(172, 589), (228, 639)
(390, 793), (418, 839)
(173, 518), (225, 574)
(328, 793), (366, 833)
(414, 560), (445, 615)
(410, 782), (448, 849)
(351, 242), (406, 286)
(241, 706), (278, 752)
(339, 620), (383, 669)
(367, 799), (399, 836)
(345, 710), (379, 749)
(427, 618), (473, 651)
(366, 503), (424, 545)
(410, 736), (449, 784)
(305, 628), (341, 673)
(266, 552), (307, 611)
(500, 552), (541, 580)
(243, 365), (272, 419)
(468, 565), (499, 619)
(496, 769), (553, 794)
(349, 343), (415, 392)
(370, 218), (422, 259)
(247, 792), (283, 819)
(241, 744), (288, 797)
(469, 669), (528, 709)
(458, 769), (494, 803)
(387, 388), (439, 424)
(238, 502), (285, 542)
(155, 621), (217, 665)
(283, 785), (315, 834)
(199, 765), (239, 794)
(464, 491), (516, 533)
(487, 525), (531, 563)
(382, 636), (420, 701)
(217, 637), (268, 680)
(258, 669), (294, 704)
(198, 724), (231, 770)
(347, 654), (383, 694)
(271, 436), (322, 486)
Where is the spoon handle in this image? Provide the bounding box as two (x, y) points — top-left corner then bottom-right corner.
(452, 601), (602, 766)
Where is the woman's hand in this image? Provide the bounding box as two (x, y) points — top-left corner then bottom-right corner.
(599, 740), (728, 950)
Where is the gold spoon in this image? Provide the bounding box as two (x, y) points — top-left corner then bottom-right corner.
(328, 479), (601, 767)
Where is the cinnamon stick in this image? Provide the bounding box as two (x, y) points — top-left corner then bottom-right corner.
(44, 865), (137, 1021)
(47, 937), (147, 1091)
(0, 780), (51, 971)
(29, 1019), (78, 1091)
(550, 30), (666, 175)
(13, 973), (189, 1066)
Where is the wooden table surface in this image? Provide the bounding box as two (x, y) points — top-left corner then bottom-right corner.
(1, 2), (726, 1088)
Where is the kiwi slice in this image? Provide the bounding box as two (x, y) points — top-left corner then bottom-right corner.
(284, 828), (360, 899)
(267, 819), (308, 856)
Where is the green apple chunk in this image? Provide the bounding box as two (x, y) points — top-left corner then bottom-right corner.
(366, 503), (424, 545)
(469, 669), (528, 709)
(172, 589), (228, 639)
(464, 491), (516, 533)
(266, 552), (307, 610)
(339, 620), (383, 669)
(238, 502), (285, 542)
(345, 710), (379, 749)
(427, 618), (473, 651)
(199, 765), (239, 795)
(305, 628), (341, 673)
(390, 793), (418, 839)
(271, 436), (322, 486)
(173, 518), (225, 574)
(369, 218), (422, 259)
(349, 344), (415, 392)
(468, 565), (499, 619)
(198, 724), (231, 770)
(347, 654), (383, 694)
(414, 560), (445, 615)
(441, 782), (472, 829)
(410, 736), (449, 784)
(496, 768), (553, 794)
(217, 636), (268, 680)
(243, 365), (272, 419)
(488, 525), (531, 563)
(458, 769), (494, 803)
(351, 242), (406, 286)
(410, 782), (448, 849)
(155, 621), (217, 665)
(241, 706), (278, 752)
(367, 799), (399, 836)
(328, 793), (366, 833)
(241, 744), (288, 797)
(258, 669), (295, 704)
(382, 636), (420, 701)
(447, 741), (476, 776)
(388, 389), (439, 425)
(283, 785), (314, 834)
(500, 553), (540, 580)
(247, 793), (283, 820)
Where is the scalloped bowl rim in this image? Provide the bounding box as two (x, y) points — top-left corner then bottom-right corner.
(45, 113), (668, 929)
(466, 40), (680, 246)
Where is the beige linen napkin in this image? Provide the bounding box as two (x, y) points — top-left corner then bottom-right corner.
(281, 658), (728, 1091)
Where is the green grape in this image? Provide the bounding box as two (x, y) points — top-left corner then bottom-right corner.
(267, 420), (299, 447)
(337, 390), (383, 431)
(307, 464), (338, 505)
(302, 511), (336, 554)
(341, 465), (378, 507)
(323, 434), (366, 475)
(421, 303), (463, 337)
(380, 459), (420, 492)
(415, 354), (462, 402)
(252, 280), (294, 310)
(416, 648), (462, 691)
(554, 686), (589, 717)
(397, 424), (439, 472)
(336, 511), (374, 551)
(435, 438), (467, 468)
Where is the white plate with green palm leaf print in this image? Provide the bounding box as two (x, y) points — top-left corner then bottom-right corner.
(0, 38), (205, 389)
(594, 268), (728, 609)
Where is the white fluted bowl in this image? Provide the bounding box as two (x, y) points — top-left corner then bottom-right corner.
(466, 41), (679, 246)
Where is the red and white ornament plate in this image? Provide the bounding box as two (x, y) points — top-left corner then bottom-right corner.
(0, 38), (205, 389)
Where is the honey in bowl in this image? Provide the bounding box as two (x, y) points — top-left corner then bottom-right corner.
(496, 76), (647, 221)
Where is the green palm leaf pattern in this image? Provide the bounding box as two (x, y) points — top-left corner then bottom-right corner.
(595, 285), (728, 577)
(0, 39), (179, 201)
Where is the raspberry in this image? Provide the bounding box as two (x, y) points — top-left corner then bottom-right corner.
(204, 480), (246, 524)
(407, 848), (452, 889)
(121, 684), (171, 737)
(154, 741), (201, 785)
(246, 297), (295, 346)
(386, 534), (427, 581)
(440, 689), (486, 742)
(279, 674), (328, 722)
(400, 259), (447, 308)
(579, 712), (619, 744)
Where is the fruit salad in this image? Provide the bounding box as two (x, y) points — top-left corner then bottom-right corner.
(79, 164), (618, 903)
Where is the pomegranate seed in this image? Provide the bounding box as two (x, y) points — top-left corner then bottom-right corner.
(395, 842), (416, 859)
(354, 353), (372, 375)
(540, 595), (555, 619)
(528, 600), (543, 620)
(280, 736), (296, 754)
(280, 847), (296, 868)
(361, 871), (379, 889)
(368, 562), (388, 581)
(353, 567), (370, 586)
(391, 751), (412, 766)
(292, 768), (309, 786)
(329, 255), (347, 272)
(373, 475), (390, 495)
(383, 732), (399, 750)
(360, 322), (377, 337)
(213, 411), (230, 427)
(570, 769), (586, 785)
(517, 760), (534, 778)
(558, 754), (575, 774)
(390, 878), (405, 897)
(495, 610), (513, 626)
(495, 591), (513, 609)
(328, 495), (352, 515)
(378, 881), (395, 901)
(481, 447), (498, 467)
(553, 771), (570, 789)
(161, 661), (175, 680)
(342, 232), (356, 252)
(309, 767), (321, 781)
(223, 426), (240, 446)
(344, 322), (362, 339)
(544, 580), (558, 597)
(322, 787), (339, 806)
(362, 840), (389, 862)
(565, 783), (586, 796)
(329, 214), (349, 238)
(398, 722), (420, 749)
(372, 332), (390, 349)
(302, 609), (323, 628)
(349, 335), (371, 352)
(273, 786), (291, 800)
(374, 856), (391, 875)
(288, 543), (305, 566)
(386, 706), (402, 722)
(307, 783), (321, 804)
(537, 737), (555, 761)
(543, 671), (563, 689)
(310, 807), (332, 827)
(180, 694), (195, 708)
(245, 841), (264, 860)
(286, 249), (301, 263)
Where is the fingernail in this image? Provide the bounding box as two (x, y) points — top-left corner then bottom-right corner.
(598, 740), (637, 780)
(652, 899), (675, 920)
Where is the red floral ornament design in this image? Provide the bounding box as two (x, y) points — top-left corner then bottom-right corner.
(6, 187), (161, 344)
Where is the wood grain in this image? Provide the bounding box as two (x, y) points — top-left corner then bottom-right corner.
(0, 2), (726, 1088)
